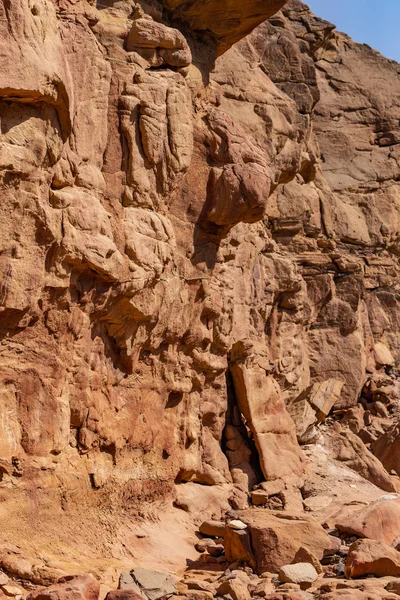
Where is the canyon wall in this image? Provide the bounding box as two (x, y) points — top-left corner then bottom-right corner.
(0, 0), (400, 578)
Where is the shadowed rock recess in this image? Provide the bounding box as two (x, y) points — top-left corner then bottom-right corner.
(1, 0), (400, 597)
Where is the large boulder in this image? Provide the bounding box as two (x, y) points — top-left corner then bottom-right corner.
(345, 539), (400, 578)
(328, 430), (396, 492)
(229, 509), (331, 574)
(229, 341), (303, 482)
(372, 424), (400, 477)
(336, 496), (400, 546)
(27, 575), (100, 600)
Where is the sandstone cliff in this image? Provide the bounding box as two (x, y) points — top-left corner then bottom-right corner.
(0, 0), (400, 595)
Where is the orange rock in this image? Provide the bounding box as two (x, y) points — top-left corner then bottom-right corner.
(292, 547), (323, 574)
(234, 510), (331, 574)
(336, 497), (400, 545)
(328, 430), (396, 492)
(372, 424), (400, 478)
(230, 341), (303, 482)
(224, 525), (256, 570)
(106, 592), (144, 600)
(345, 539), (400, 578)
(27, 575), (100, 600)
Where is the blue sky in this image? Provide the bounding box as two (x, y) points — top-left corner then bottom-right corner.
(306, 0), (400, 63)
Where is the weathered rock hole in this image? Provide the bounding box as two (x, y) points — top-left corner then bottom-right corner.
(166, 391), (183, 408)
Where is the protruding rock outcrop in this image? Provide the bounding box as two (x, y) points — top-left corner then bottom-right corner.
(160, 0), (288, 54)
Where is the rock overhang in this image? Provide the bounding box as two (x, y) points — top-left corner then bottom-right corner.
(160, 0), (288, 54)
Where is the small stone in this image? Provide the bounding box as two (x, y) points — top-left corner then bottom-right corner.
(199, 553), (226, 564)
(106, 592), (145, 600)
(292, 547), (323, 574)
(195, 540), (208, 553)
(199, 521), (225, 537)
(0, 573), (9, 586)
(252, 579), (275, 597)
(259, 480), (285, 496)
(2, 584), (25, 597)
(187, 581), (214, 593)
(207, 544), (224, 557)
(278, 563), (318, 586)
(334, 564), (345, 577)
(179, 591), (214, 600)
(228, 520), (247, 530)
(278, 583), (301, 590)
(217, 578), (250, 600)
(250, 490), (269, 506)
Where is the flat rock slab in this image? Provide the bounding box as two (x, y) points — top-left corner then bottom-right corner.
(119, 568), (177, 600)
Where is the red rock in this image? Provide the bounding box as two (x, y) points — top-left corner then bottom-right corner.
(233, 510), (331, 574)
(328, 430), (396, 492)
(27, 575), (100, 600)
(372, 424), (400, 478)
(216, 577), (250, 600)
(336, 497), (400, 545)
(160, 0), (287, 54)
(105, 592), (144, 600)
(292, 547), (323, 574)
(345, 539), (400, 578)
(230, 341), (303, 482)
(1, 0), (400, 575)
(224, 526), (256, 570)
(278, 563), (318, 586)
(199, 521), (225, 538)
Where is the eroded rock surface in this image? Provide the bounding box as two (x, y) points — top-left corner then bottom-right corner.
(1, 0), (400, 593)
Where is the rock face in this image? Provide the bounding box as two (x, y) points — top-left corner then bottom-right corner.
(1, 0), (400, 581)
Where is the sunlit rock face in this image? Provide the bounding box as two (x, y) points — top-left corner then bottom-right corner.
(1, 0), (400, 577)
